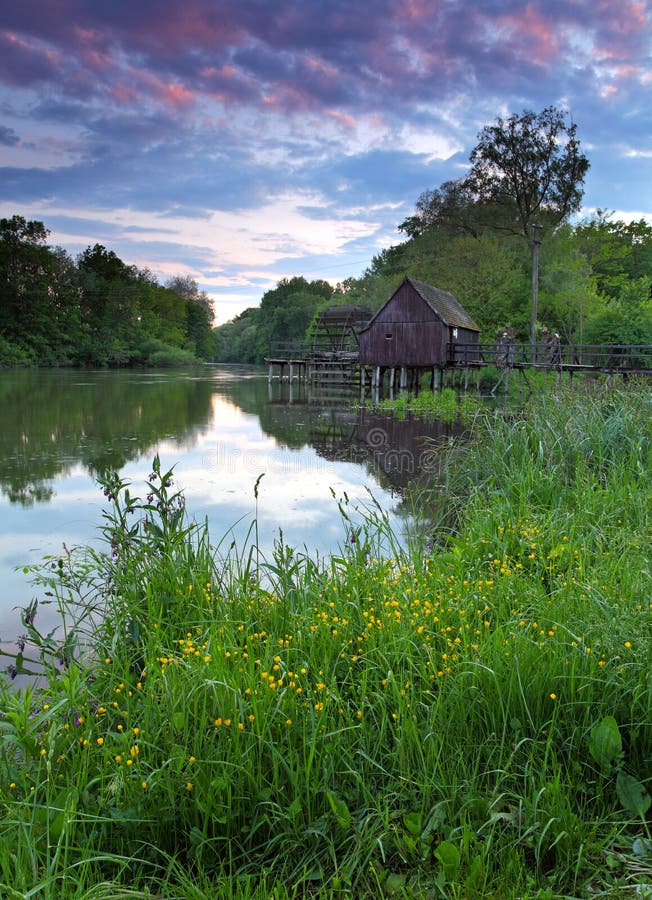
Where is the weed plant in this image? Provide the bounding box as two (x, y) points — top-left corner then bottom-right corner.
(0, 386), (650, 898)
(378, 386), (483, 425)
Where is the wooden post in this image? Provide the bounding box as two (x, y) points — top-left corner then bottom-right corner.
(268, 362), (274, 383)
(433, 368), (441, 392)
(400, 367), (407, 391)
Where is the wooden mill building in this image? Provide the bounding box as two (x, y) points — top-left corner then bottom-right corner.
(358, 277), (480, 392)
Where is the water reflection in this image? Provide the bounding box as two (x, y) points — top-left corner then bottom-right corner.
(0, 368), (214, 505)
(0, 367), (462, 644)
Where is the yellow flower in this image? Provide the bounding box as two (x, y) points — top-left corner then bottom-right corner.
(550, 693), (557, 700)
(186, 782), (193, 791)
(624, 641), (632, 649)
(96, 737), (104, 746)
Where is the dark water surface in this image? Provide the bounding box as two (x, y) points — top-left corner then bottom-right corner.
(0, 366), (460, 644)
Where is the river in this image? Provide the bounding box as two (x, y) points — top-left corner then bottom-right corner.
(0, 366), (462, 649)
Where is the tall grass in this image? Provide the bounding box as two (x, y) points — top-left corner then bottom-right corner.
(0, 386), (650, 898)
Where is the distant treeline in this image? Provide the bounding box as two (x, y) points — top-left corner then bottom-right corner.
(0, 215), (214, 367)
(3, 206), (652, 370)
(214, 210), (652, 364)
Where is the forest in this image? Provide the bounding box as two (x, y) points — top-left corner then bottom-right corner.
(0, 216), (214, 367)
(3, 107), (652, 368)
(215, 108), (652, 363)
(214, 213), (652, 364)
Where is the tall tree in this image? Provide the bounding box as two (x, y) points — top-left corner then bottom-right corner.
(465, 106), (589, 347)
(465, 106), (589, 242)
(0, 216), (58, 360)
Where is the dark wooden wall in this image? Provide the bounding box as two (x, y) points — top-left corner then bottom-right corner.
(359, 282), (447, 366)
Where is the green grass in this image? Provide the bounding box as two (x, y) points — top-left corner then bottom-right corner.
(377, 386), (484, 424)
(0, 385), (650, 898)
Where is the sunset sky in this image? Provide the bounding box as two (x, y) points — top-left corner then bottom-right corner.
(1, 0), (651, 322)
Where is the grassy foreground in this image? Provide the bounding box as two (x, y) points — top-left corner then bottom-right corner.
(0, 386), (650, 899)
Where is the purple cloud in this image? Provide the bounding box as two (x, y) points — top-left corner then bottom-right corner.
(0, 0), (650, 319)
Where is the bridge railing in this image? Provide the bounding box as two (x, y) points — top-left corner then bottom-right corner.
(450, 342), (652, 371)
(267, 341), (360, 359)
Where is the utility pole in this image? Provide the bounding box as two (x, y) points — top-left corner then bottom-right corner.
(530, 223), (542, 362)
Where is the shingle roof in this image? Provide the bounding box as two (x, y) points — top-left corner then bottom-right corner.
(407, 278), (480, 331)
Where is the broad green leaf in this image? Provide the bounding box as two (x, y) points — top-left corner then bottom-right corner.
(326, 790), (351, 831)
(616, 772), (651, 818)
(589, 716), (622, 771)
(403, 810), (422, 837)
(435, 840), (461, 880)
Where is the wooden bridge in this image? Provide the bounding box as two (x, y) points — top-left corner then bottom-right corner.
(451, 342), (652, 373)
(267, 341), (652, 376)
(266, 340), (652, 399)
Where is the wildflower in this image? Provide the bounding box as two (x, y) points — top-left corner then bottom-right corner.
(186, 782), (193, 791)
(550, 693), (557, 700)
(624, 641), (632, 649)
(96, 737), (104, 746)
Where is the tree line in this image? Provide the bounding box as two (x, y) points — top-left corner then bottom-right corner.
(214, 107), (652, 361)
(0, 216), (214, 367)
(3, 108), (651, 368)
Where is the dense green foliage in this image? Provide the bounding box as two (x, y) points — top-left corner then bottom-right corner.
(212, 213), (652, 363)
(212, 108), (650, 362)
(1, 387), (650, 898)
(213, 276), (334, 363)
(0, 216), (214, 367)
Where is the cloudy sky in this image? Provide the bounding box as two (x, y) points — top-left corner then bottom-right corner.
(1, 1), (651, 323)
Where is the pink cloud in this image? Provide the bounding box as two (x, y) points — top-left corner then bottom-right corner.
(110, 82), (139, 104)
(494, 5), (560, 65)
(158, 82), (195, 108)
(326, 109), (357, 130)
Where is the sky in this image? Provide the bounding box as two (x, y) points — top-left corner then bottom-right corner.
(1, 1), (651, 324)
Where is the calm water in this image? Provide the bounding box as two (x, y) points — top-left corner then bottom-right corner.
(0, 367), (460, 645)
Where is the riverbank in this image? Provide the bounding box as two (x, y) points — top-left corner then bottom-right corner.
(1, 385), (650, 899)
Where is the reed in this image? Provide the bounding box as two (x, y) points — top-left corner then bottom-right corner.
(0, 386), (650, 898)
